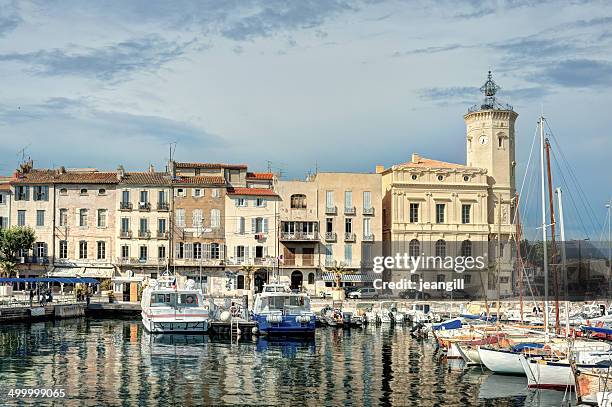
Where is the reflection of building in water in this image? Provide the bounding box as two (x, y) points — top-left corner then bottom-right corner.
(380, 72), (516, 298)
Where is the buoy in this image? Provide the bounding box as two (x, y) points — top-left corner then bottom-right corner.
(252, 326), (259, 335)
(219, 310), (231, 322)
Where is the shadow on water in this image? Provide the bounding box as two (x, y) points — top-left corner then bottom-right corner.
(0, 319), (577, 406)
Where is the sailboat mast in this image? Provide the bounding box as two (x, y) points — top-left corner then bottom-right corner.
(539, 116), (550, 337)
(496, 194), (502, 323)
(545, 139), (560, 334)
(556, 187), (570, 336)
(515, 192), (524, 322)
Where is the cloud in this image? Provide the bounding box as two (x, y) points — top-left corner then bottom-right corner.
(0, 0), (22, 36)
(392, 44), (466, 57)
(537, 59), (612, 88)
(417, 86), (478, 101)
(0, 35), (192, 81)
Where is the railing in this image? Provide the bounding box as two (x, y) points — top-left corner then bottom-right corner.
(120, 230), (132, 239)
(324, 259), (335, 267)
(344, 233), (356, 242)
(120, 202), (132, 210)
(157, 202), (169, 211)
(325, 232), (337, 242)
(344, 206), (356, 215)
(325, 206), (337, 215)
(138, 202), (151, 211)
(117, 257), (168, 266)
(157, 231), (169, 239)
(280, 232), (318, 241)
(283, 258), (296, 266)
(363, 207), (375, 216)
(18, 256), (49, 265)
(138, 230), (151, 239)
(363, 234), (374, 242)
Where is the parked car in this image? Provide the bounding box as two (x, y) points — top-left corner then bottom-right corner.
(398, 289), (431, 300)
(347, 287), (379, 299)
(441, 289), (471, 299)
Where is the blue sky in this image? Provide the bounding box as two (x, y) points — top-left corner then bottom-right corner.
(0, 0), (610, 238)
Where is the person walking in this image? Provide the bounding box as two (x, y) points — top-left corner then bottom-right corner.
(29, 289), (34, 307)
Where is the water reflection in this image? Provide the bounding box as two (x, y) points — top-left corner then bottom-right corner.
(0, 319), (572, 406)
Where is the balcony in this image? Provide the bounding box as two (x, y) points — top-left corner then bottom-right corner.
(363, 207), (375, 216)
(120, 230), (132, 239)
(120, 202), (132, 211)
(157, 202), (169, 211)
(325, 206), (337, 215)
(157, 231), (169, 239)
(280, 232), (318, 241)
(138, 230), (151, 239)
(19, 256), (49, 265)
(363, 234), (374, 242)
(344, 206), (356, 216)
(325, 232), (337, 242)
(344, 232), (356, 242)
(138, 202), (151, 211)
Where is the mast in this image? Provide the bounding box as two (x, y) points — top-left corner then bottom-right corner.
(556, 187), (570, 336)
(545, 139), (560, 334)
(496, 194), (502, 322)
(515, 192), (524, 322)
(539, 116), (550, 338)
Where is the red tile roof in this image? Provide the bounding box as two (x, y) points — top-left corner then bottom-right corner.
(120, 172), (170, 185)
(0, 183), (11, 191)
(247, 172), (274, 180)
(175, 162), (247, 170)
(227, 187), (278, 197)
(172, 176), (226, 185)
(12, 170), (118, 184)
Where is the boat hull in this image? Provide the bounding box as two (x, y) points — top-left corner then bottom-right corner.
(520, 356), (606, 392)
(142, 312), (209, 334)
(478, 347), (525, 375)
(254, 314), (316, 335)
(456, 344), (482, 365)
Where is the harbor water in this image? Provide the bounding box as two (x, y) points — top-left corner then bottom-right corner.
(0, 318), (572, 406)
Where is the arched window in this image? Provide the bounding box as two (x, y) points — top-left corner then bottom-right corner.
(461, 240), (472, 257)
(435, 240), (446, 258)
(408, 239), (420, 257)
(290, 194), (306, 209)
(308, 272), (315, 285)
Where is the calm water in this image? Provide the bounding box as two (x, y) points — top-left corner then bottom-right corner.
(0, 318), (572, 407)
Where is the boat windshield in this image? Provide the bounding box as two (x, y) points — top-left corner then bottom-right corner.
(151, 293), (177, 307)
(260, 295), (310, 312)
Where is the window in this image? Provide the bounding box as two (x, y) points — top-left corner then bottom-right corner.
(97, 241), (106, 260)
(326, 218), (333, 233)
(138, 190), (148, 204)
(158, 190), (167, 206)
(158, 245), (166, 260)
(411, 174), (417, 181)
(409, 203), (419, 223)
(463, 176), (470, 182)
(194, 242), (202, 259)
(122, 190), (130, 205)
(462, 204), (471, 224)
(59, 209), (68, 226)
(36, 210), (45, 227)
(79, 241), (88, 259)
(256, 198), (266, 207)
(461, 240), (472, 257)
(121, 217), (130, 233)
(236, 245), (245, 260)
(33, 186), (48, 201)
(15, 186), (29, 200)
(121, 245), (129, 259)
(345, 218), (352, 234)
(255, 246), (264, 258)
(436, 203), (445, 223)
(236, 275), (245, 290)
(175, 209), (185, 227)
(17, 210), (26, 226)
(236, 217), (245, 234)
(176, 188), (185, 197)
(193, 188), (202, 197)
(344, 244), (352, 264)
(210, 243), (220, 259)
(0, 216), (6, 229)
(409, 239), (420, 257)
(211, 188), (220, 198)
(140, 218), (149, 233)
(437, 175), (444, 181)
(363, 191), (372, 210)
(236, 198), (247, 207)
(158, 218), (166, 233)
(192, 209), (203, 227)
(363, 218), (371, 237)
(464, 274), (472, 284)
(98, 188), (106, 195)
(435, 240), (446, 258)
(308, 273), (315, 285)
(210, 209), (220, 228)
(0, 194), (3, 205)
(253, 217), (266, 233)
(97, 209), (107, 228)
(59, 188), (67, 195)
(344, 191), (353, 209)
(139, 246), (148, 261)
(79, 209), (88, 227)
(325, 244), (333, 264)
(326, 190), (333, 208)
(59, 241), (68, 259)
(290, 194), (306, 209)
(36, 242), (46, 258)
(498, 136), (503, 148)
(80, 188), (88, 195)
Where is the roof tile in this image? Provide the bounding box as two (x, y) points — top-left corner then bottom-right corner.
(227, 187), (278, 197)
(246, 172), (274, 180)
(172, 176), (226, 185)
(175, 162), (247, 169)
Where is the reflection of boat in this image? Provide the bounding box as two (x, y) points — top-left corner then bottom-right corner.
(255, 336), (316, 357)
(141, 279), (211, 334)
(478, 373), (528, 399)
(252, 284), (316, 335)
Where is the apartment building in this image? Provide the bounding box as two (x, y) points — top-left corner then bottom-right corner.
(114, 167), (172, 299)
(276, 172), (382, 295)
(224, 172), (279, 296)
(0, 177), (12, 229)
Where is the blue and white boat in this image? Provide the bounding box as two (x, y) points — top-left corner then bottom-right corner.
(252, 284), (316, 335)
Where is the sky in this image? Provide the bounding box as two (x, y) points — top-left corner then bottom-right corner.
(0, 0), (610, 238)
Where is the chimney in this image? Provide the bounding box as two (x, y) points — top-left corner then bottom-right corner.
(412, 153), (420, 164)
(148, 164), (155, 173)
(375, 165), (385, 174)
(116, 165), (125, 181)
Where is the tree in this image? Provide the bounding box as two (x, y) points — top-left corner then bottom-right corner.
(240, 264), (256, 304)
(326, 263), (356, 300)
(0, 226), (36, 277)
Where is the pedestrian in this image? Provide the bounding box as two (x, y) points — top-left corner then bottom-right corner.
(29, 289), (34, 307)
(86, 289), (91, 306)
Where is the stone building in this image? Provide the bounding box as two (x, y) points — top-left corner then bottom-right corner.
(380, 72), (516, 297)
(0, 176), (12, 230)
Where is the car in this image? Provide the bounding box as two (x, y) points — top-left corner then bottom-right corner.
(441, 289), (470, 299)
(398, 289), (431, 300)
(347, 287), (379, 299)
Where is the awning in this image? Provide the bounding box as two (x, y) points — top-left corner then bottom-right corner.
(48, 267), (85, 278)
(0, 277), (99, 284)
(321, 273), (377, 283)
(81, 267), (113, 278)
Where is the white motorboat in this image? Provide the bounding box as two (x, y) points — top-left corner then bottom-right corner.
(478, 347), (527, 375)
(141, 278), (212, 334)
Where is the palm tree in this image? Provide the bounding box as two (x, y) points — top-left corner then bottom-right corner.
(326, 262), (356, 300)
(240, 264), (257, 305)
